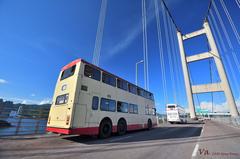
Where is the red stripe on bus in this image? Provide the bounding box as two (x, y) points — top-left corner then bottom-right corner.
(46, 127), (98, 135)
(46, 123), (157, 135)
(61, 58), (81, 71)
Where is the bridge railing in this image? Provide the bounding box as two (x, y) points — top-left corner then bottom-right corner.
(211, 116), (240, 128)
(0, 106), (49, 137)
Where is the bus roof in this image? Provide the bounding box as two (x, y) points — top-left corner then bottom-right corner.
(61, 58), (154, 96)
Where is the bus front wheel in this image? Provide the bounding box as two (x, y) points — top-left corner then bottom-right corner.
(147, 119), (152, 130)
(99, 119), (112, 139)
(117, 119), (127, 135)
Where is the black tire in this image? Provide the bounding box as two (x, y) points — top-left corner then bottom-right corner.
(147, 119), (152, 130)
(99, 119), (112, 139)
(117, 119), (127, 136)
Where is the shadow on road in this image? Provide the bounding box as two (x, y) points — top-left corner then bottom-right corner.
(63, 125), (202, 145)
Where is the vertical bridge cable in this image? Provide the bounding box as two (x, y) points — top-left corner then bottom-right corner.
(212, 0), (240, 75)
(170, 18), (184, 106)
(92, 0), (108, 66)
(161, 1), (177, 104)
(219, 0), (240, 45)
(154, 0), (168, 104)
(142, 0), (147, 90)
(167, 15), (179, 104)
(142, 0), (149, 90)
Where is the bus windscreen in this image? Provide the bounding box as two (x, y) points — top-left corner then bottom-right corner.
(167, 105), (175, 108)
(61, 65), (76, 80)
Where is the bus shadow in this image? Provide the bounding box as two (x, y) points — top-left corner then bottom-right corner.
(63, 126), (202, 145)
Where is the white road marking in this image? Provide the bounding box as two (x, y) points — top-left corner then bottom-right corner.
(192, 144), (199, 157)
(191, 123), (205, 158)
(109, 136), (132, 142)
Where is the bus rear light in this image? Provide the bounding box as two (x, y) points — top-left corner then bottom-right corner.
(48, 116), (51, 124)
(66, 115), (70, 125)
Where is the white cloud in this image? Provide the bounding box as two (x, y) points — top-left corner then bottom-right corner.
(21, 100), (27, 104)
(1, 97), (52, 105)
(0, 78), (8, 84)
(39, 99), (52, 105)
(108, 1), (156, 56)
(31, 93), (36, 97)
(186, 97), (240, 113)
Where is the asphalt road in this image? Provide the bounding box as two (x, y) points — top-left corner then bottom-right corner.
(0, 122), (204, 159)
(193, 120), (240, 159)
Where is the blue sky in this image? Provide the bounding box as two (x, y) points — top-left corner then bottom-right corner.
(0, 0), (239, 113)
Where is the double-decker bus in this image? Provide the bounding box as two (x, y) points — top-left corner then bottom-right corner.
(166, 104), (187, 124)
(46, 59), (157, 138)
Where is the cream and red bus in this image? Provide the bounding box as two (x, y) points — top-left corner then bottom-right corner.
(46, 59), (157, 138)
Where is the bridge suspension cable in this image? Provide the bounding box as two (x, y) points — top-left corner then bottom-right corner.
(170, 18), (185, 106)
(161, 0), (180, 32)
(219, 0), (240, 45)
(161, 1), (177, 104)
(167, 14), (179, 104)
(154, 0), (168, 104)
(92, 0), (108, 66)
(211, 0), (240, 74)
(236, 0), (240, 8)
(207, 12), (240, 98)
(142, 0), (149, 91)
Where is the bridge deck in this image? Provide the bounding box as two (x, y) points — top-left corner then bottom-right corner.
(0, 121), (239, 159)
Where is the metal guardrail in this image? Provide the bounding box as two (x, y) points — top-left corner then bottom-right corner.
(0, 103), (50, 137)
(211, 116), (240, 128)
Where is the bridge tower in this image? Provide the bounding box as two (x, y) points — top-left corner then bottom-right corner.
(177, 21), (239, 119)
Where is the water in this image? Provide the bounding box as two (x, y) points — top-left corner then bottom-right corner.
(0, 117), (47, 136)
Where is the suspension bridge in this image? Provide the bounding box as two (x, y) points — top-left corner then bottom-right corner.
(1, 0), (240, 159)
(92, 0), (240, 119)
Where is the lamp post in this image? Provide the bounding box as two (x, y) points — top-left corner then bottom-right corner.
(135, 60), (144, 86)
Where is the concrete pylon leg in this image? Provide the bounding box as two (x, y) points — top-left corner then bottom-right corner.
(177, 32), (196, 119)
(204, 21), (239, 117)
(176, 21), (239, 118)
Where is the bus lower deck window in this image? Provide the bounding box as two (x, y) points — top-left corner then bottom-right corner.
(92, 96), (99, 110)
(117, 101), (128, 113)
(100, 98), (116, 112)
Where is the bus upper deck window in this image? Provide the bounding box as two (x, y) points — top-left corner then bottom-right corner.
(61, 65), (76, 80)
(84, 65), (101, 81)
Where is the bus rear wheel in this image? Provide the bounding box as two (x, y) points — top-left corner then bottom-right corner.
(147, 119), (152, 130)
(117, 119), (127, 135)
(99, 119), (112, 139)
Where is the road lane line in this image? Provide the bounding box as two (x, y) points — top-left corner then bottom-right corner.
(109, 136), (132, 142)
(192, 144), (199, 157)
(191, 123), (204, 158)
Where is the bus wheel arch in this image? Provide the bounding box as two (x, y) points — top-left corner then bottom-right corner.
(147, 119), (152, 130)
(117, 118), (127, 135)
(99, 117), (112, 138)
